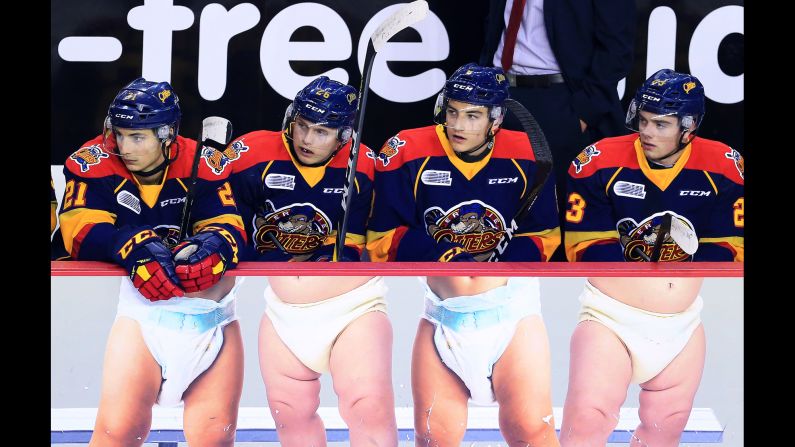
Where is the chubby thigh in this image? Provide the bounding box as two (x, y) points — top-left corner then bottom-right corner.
(426, 276), (509, 300)
(588, 277), (703, 313)
(268, 276), (373, 304)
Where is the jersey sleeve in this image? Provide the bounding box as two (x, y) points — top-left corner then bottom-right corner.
(694, 153), (744, 261)
(500, 161), (561, 261)
(338, 148), (376, 259)
(58, 162), (120, 260)
(563, 161), (624, 261)
(189, 174), (247, 261)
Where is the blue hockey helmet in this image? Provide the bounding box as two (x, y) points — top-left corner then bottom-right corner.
(106, 78), (181, 141)
(626, 69), (705, 132)
(434, 63), (509, 123)
(282, 76), (358, 144)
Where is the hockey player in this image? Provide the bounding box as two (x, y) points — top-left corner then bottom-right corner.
(58, 78), (246, 447)
(229, 76), (373, 262)
(564, 69), (744, 262)
(370, 63), (561, 446)
(228, 77), (396, 445)
(366, 63), (559, 262)
(559, 70), (739, 446)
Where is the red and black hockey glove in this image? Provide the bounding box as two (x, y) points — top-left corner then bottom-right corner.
(111, 227), (185, 301)
(172, 226), (239, 293)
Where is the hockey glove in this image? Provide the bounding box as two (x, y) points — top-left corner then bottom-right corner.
(111, 227), (184, 301)
(172, 226), (239, 293)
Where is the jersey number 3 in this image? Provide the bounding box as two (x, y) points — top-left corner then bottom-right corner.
(566, 193), (586, 224)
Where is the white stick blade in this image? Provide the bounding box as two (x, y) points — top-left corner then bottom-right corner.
(670, 216), (699, 255)
(371, 0), (430, 52)
(201, 116), (233, 144)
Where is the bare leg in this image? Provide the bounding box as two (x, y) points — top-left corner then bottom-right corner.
(89, 317), (162, 447)
(492, 315), (560, 447)
(182, 321), (244, 447)
(630, 324), (706, 447)
(329, 311), (397, 446)
(258, 313), (326, 446)
(411, 319), (470, 447)
(560, 321), (633, 447)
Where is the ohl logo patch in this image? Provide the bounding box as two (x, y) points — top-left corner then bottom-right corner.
(253, 201), (332, 256)
(724, 148), (744, 179)
(203, 140), (249, 175)
(616, 213), (694, 262)
(572, 145), (601, 174)
(70, 144), (109, 172)
(424, 200), (506, 260)
(369, 135), (405, 167)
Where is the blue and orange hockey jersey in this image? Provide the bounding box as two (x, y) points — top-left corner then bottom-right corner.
(564, 134), (744, 262)
(367, 125), (560, 262)
(228, 131), (374, 261)
(59, 135), (246, 260)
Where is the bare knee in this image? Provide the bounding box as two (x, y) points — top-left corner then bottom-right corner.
(500, 412), (556, 445)
(268, 391), (321, 424)
(413, 413), (466, 445)
(338, 390), (395, 425)
(184, 420), (237, 447)
(563, 404), (620, 438)
(91, 419), (151, 446)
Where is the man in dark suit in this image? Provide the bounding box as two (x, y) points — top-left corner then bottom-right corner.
(480, 0), (636, 260)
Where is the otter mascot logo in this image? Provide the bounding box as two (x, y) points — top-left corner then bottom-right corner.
(617, 212), (695, 262)
(253, 201), (332, 260)
(202, 140), (249, 175)
(70, 144), (109, 172)
(424, 200), (506, 261)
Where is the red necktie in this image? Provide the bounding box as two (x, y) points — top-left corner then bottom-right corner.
(501, 0), (527, 72)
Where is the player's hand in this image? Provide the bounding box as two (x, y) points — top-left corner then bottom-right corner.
(172, 227), (238, 293)
(112, 227), (184, 301)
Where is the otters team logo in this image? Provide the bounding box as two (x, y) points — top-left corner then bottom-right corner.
(616, 212), (695, 262)
(424, 200), (506, 261)
(253, 201), (332, 257)
(724, 148), (744, 179)
(70, 144), (109, 172)
(369, 135), (405, 167)
(572, 145), (601, 174)
(202, 140), (249, 175)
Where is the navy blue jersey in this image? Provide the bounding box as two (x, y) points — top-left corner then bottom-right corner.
(59, 135), (246, 260)
(228, 131), (374, 261)
(367, 125), (560, 262)
(564, 134), (744, 261)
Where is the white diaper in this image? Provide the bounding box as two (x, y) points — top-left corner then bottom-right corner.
(422, 277), (542, 405)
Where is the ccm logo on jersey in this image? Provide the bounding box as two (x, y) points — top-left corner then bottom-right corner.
(161, 197), (187, 206)
(679, 190), (711, 196)
(488, 177), (518, 184)
(323, 188), (343, 194)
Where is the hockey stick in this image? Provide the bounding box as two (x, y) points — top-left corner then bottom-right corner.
(333, 0), (430, 261)
(176, 116), (233, 245)
(487, 98), (554, 262)
(649, 212), (672, 261)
